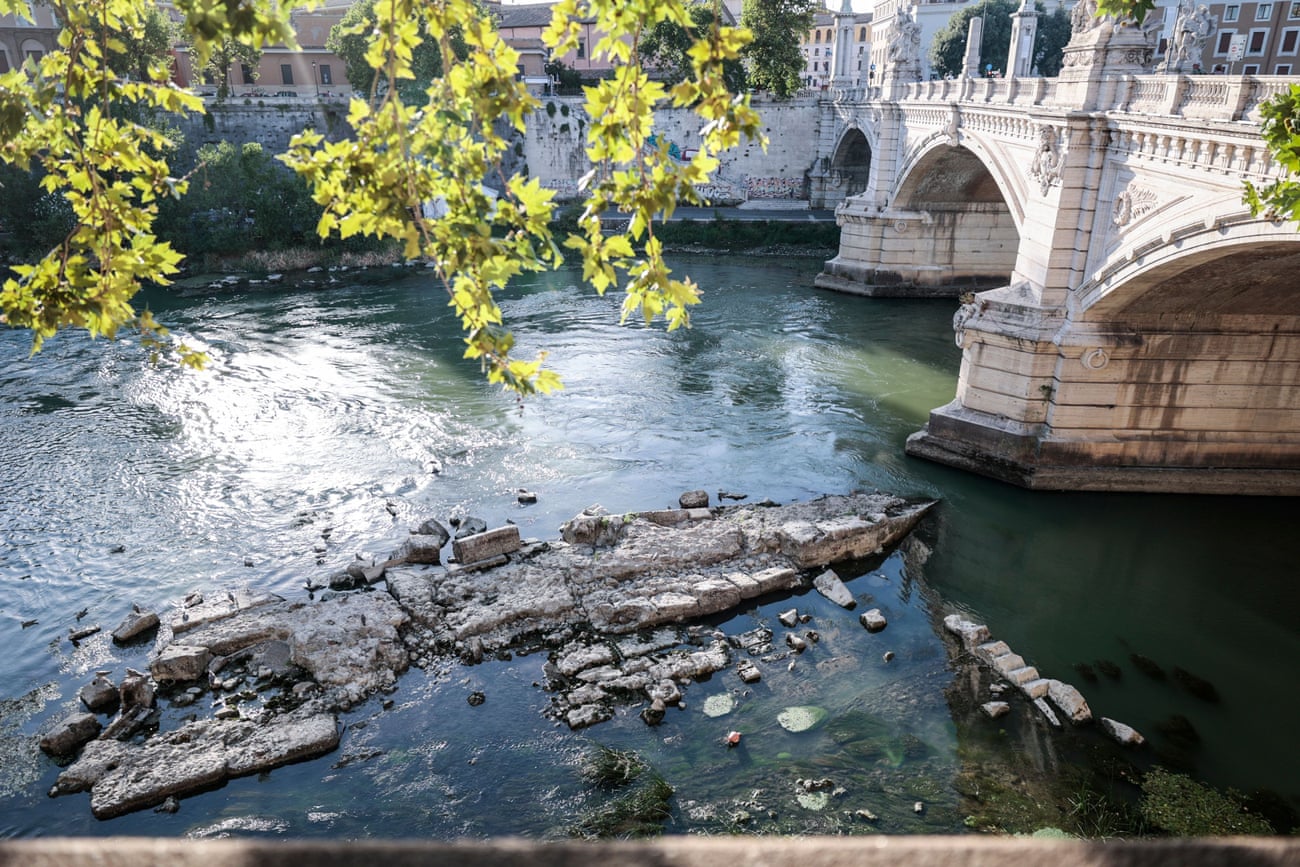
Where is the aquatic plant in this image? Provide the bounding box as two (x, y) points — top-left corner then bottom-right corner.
(778, 705), (828, 733)
(581, 745), (647, 788)
(1139, 767), (1273, 836)
(702, 694), (736, 718)
(572, 745), (674, 838)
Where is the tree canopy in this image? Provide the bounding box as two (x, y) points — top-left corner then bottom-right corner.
(0, 0), (763, 389)
(642, 1), (747, 94)
(327, 0), (469, 101)
(740, 0), (818, 99)
(929, 0), (1070, 78)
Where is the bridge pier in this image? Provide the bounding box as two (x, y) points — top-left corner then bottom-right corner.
(905, 284), (1300, 495)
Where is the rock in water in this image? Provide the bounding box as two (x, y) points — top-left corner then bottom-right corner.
(859, 609), (888, 632)
(39, 713), (102, 756)
(812, 569), (856, 609)
(679, 490), (709, 509)
(111, 607), (159, 643)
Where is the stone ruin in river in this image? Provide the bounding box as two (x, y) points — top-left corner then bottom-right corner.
(43, 491), (939, 819)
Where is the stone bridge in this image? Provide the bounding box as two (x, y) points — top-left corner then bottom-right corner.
(808, 10), (1300, 495)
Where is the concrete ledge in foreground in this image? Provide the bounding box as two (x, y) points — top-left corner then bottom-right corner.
(2, 836), (1298, 867)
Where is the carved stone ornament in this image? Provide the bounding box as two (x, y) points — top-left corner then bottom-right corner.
(1081, 348), (1109, 370)
(1112, 182), (1159, 227)
(953, 301), (980, 347)
(945, 105), (960, 146)
(1070, 0), (1100, 34)
(1028, 125), (1065, 196)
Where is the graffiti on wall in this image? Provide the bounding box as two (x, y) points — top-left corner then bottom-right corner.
(745, 176), (803, 199)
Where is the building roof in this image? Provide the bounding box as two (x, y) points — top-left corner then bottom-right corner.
(492, 2), (572, 29)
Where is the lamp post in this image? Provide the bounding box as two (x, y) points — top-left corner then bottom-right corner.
(312, 61), (319, 97)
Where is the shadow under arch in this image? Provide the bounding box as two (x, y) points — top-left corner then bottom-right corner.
(829, 126), (873, 199)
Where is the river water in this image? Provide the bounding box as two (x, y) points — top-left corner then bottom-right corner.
(1, 256), (1297, 838)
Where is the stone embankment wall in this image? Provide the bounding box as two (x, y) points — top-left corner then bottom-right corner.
(523, 95), (823, 204)
(170, 99), (352, 170)
(170, 95), (823, 205)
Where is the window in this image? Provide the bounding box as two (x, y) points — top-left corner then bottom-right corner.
(1243, 62), (1260, 71)
(576, 39), (585, 59)
(1283, 27), (1300, 51)
(319, 64), (332, 85)
(859, 26), (866, 39)
(0, 50), (7, 74)
(1249, 28), (1268, 52)
(814, 47), (820, 55)
(281, 64), (294, 84)
(1291, 1), (1300, 18)
(1216, 30), (1236, 52)
(815, 30), (821, 43)
(1277, 62), (1293, 71)
(1256, 3), (1273, 18)
(240, 63), (254, 83)
(1158, 36), (1169, 53)
(1225, 5), (1239, 20)
(25, 49), (42, 63)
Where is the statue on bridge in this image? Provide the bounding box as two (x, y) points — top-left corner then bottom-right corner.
(1161, 0), (1216, 73)
(887, 5), (923, 79)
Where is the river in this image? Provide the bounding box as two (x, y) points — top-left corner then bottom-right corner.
(1, 255), (1296, 837)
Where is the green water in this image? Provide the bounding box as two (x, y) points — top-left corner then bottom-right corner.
(0, 255), (1296, 837)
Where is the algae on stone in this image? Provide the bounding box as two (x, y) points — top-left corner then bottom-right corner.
(778, 705), (827, 733)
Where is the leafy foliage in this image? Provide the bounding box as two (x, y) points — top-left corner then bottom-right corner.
(740, 0), (818, 99)
(327, 0), (468, 102)
(282, 0), (763, 394)
(1, 0), (761, 389)
(929, 1), (1069, 79)
(157, 141), (323, 256)
(1245, 84), (1300, 226)
(642, 1), (747, 94)
(0, 0), (241, 366)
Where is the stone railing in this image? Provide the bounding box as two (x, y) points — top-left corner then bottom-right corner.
(900, 75), (1057, 109)
(892, 71), (1284, 126)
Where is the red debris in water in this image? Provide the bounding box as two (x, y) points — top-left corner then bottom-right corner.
(725, 731), (742, 747)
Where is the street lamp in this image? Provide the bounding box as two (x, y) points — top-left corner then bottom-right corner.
(312, 61), (319, 97)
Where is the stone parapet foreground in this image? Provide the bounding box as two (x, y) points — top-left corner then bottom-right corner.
(3, 836), (1297, 867)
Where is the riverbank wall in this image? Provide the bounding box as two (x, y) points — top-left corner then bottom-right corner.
(173, 95), (825, 206)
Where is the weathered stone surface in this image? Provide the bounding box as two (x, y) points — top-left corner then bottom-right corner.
(171, 589), (281, 636)
(1101, 717), (1146, 747)
(1004, 666), (1041, 686)
(1046, 679), (1092, 724)
(813, 569), (856, 609)
(991, 653), (1028, 677)
(737, 661), (762, 684)
(1019, 678), (1051, 699)
(1033, 697), (1061, 728)
(226, 713), (340, 777)
(396, 534), (445, 565)
(452, 525), (521, 564)
(981, 701), (1011, 719)
(111, 607), (159, 643)
(56, 711), (339, 819)
(151, 645), (211, 683)
(58, 492), (938, 820)
(39, 713), (101, 756)
(943, 615), (991, 651)
(778, 608), (799, 628)
(414, 518), (451, 546)
(679, 490), (709, 509)
(79, 674), (119, 713)
(859, 609), (888, 632)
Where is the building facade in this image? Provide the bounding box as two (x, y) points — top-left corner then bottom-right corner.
(802, 9), (874, 88)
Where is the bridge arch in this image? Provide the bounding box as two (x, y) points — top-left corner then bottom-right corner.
(828, 126), (873, 199)
(884, 139), (1021, 291)
(1077, 217), (1300, 319)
